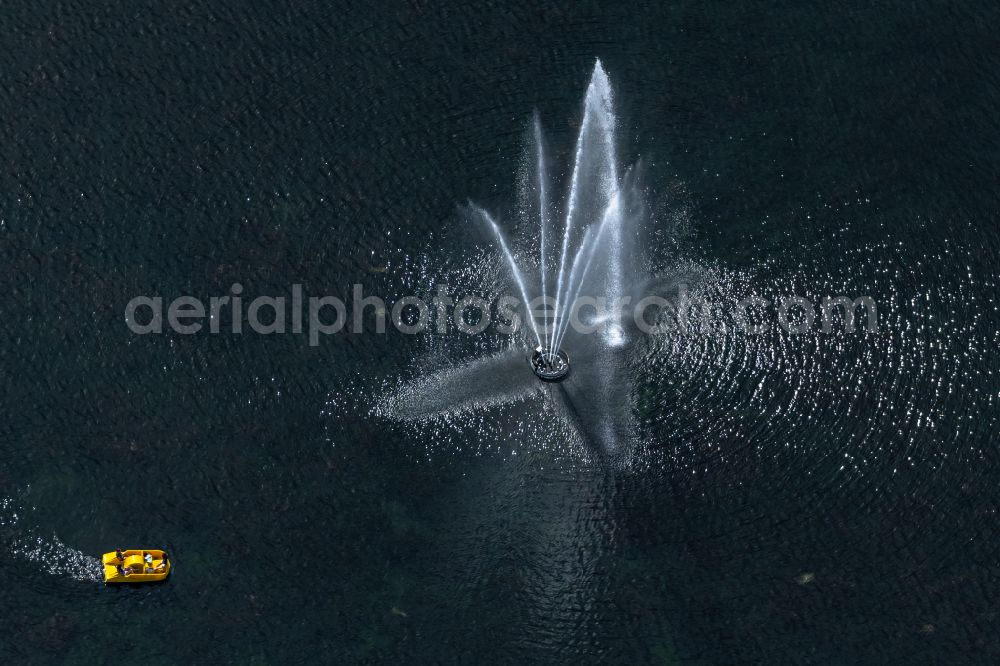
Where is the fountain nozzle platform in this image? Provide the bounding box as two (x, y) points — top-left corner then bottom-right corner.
(530, 347), (570, 382)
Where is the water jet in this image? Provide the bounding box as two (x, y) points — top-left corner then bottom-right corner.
(391, 59), (641, 457)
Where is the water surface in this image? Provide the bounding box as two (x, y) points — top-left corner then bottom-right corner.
(1, 1), (999, 662)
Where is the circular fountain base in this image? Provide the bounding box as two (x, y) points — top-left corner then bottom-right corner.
(530, 347), (570, 382)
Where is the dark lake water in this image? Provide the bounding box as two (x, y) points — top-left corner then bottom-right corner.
(2, 1), (999, 662)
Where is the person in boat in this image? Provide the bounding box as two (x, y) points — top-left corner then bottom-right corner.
(116, 548), (124, 562)
(143, 553), (153, 567)
(154, 553), (169, 572)
(116, 563), (125, 577)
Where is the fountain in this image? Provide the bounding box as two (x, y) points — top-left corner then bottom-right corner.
(382, 59), (646, 462)
(530, 346), (570, 382)
(474, 59), (628, 380)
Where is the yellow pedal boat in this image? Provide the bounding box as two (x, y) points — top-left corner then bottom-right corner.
(102, 549), (171, 583)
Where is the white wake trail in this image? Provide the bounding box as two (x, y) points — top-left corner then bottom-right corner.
(0, 495), (103, 583)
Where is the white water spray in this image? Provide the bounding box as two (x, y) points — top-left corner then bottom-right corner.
(476, 59), (631, 374)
